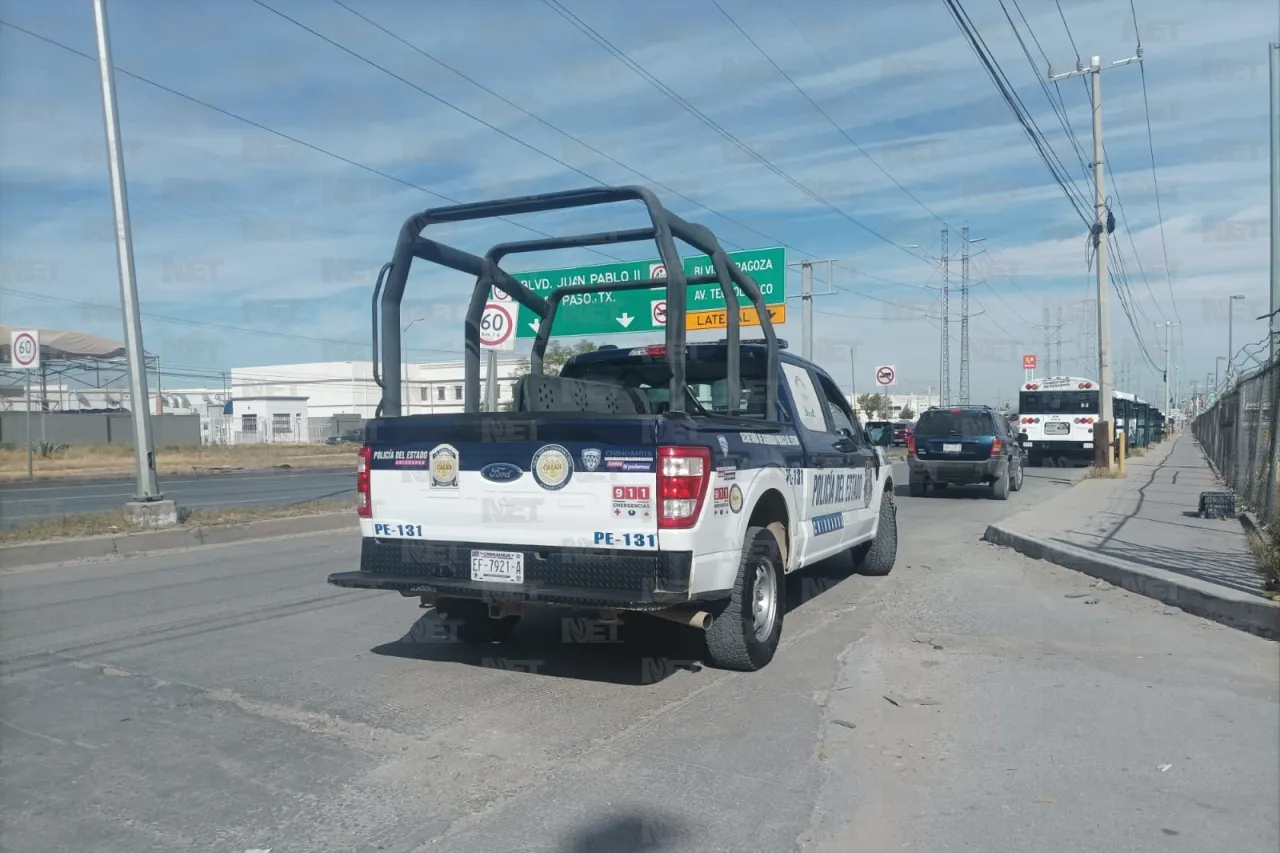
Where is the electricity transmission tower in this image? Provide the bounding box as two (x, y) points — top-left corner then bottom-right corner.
(939, 227), (950, 406)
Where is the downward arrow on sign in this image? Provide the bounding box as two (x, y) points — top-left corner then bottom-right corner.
(617, 313), (634, 328)
(528, 320), (540, 333)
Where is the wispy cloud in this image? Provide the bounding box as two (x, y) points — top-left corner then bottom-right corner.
(0, 0), (1275, 402)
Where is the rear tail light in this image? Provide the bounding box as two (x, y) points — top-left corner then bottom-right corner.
(990, 438), (1003, 456)
(356, 446), (372, 518)
(656, 445), (711, 529)
(906, 434), (916, 455)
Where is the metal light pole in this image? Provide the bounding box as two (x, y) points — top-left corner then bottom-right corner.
(402, 316), (425, 414)
(1215, 355), (1226, 391)
(94, 0), (162, 505)
(1227, 294), (1245, 382)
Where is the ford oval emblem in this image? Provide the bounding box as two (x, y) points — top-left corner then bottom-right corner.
(480, 462), (522, 483)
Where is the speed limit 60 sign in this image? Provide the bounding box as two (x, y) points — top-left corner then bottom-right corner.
(479, 302), (516, 351)
(9, 329), (40, 371)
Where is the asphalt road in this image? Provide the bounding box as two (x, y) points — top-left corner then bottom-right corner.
(0, 467), (355, 529)
(2, 463), (1276, 852)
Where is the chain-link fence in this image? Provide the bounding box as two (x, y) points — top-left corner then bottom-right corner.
(1193, 359), (1279, 524)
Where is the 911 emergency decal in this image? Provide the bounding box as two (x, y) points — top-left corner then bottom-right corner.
(612, 485), (652, 518)
(712, 485), (731, 515)
(531, 444), (573, 490)
(812, 470), (864, 507)
(429, 444), (459, 489)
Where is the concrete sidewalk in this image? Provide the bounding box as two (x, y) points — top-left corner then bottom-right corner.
(985, 433), (1280, 639)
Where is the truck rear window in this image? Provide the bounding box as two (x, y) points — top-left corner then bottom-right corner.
(560, 352), (775, 419)
(914, 412), (993, 436)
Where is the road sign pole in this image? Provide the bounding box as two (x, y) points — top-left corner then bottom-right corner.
(25, 371), (33, 481)
(485, 349), (498, 412)
(94, 0), (162, 502)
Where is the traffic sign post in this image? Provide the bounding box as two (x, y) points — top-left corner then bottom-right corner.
(479, 302), (515, 412)
(9, 330), (40, 481)
(874, 365), (896, 388)
(499, 247), (786, 338)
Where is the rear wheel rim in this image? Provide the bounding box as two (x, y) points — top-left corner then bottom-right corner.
(751, 559), (778, 642)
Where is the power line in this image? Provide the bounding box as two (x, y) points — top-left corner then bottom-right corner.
(943, 0), (1093, 225)
(720, 0), (949, 227)
(0, 16), (631, 266)
(1127, 0), (1183, 327)
(538, 0), (934, 266)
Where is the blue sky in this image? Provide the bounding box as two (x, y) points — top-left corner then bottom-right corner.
(1, 0), (1276, 405)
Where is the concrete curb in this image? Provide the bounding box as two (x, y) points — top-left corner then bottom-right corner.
(983, 522), (1280, 641)
(0, 511), (358, 571)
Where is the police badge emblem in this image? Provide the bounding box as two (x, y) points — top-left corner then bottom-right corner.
(581, 448), (602, 472)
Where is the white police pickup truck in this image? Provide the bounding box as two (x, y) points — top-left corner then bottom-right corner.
(327, 185), (898, 671)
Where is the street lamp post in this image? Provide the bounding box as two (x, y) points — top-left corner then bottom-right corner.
(1227, 294), (1245, 382)
(402, 317), (425, 414)
(1215, 355), (1226, 392)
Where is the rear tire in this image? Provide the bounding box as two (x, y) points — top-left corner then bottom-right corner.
(908, 479), (926, 497)
(435, 598), (521, 643)
(705, 526), (785, 672)
(857, 491), (898, 576)
(1009, 459), (1024, 492)
(991, 465), (1011, 500)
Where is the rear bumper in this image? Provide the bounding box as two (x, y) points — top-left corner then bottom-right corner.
(1022, 440), (1094, 458)
(908, 455), (1005, 484)
(329, 537), (697, 609)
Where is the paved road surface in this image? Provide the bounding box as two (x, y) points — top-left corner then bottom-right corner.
(0, 466), (354, 529)
(2, 463), (1276, 852)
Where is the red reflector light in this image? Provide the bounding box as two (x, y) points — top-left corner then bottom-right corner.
(656, 445), (711, 529)
(356, 446), (372, 518)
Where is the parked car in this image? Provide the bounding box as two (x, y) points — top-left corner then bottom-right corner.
(906, 405), (1025, 499)
(325, 429), (363, 445)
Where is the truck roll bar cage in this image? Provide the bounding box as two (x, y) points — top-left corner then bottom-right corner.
(373, 185), (779, 420)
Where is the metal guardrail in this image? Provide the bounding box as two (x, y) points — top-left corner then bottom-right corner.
(1192, 359), (1280, 524)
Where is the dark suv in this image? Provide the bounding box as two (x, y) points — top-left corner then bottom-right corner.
(906, 405), (1025, 499)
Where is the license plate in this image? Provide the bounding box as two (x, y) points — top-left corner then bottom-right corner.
(470, 550), (524, 583)
(942, 443), (962, 453)
(1082, 442), (1093, 449)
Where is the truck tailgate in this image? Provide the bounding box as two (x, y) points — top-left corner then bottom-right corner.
(365, 414), (661, 551)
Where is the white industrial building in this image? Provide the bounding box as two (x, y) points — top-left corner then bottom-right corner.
(230, 358), (528, 419)
(219, 396), (311, 444)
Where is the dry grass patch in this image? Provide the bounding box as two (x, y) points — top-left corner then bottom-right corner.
(1084, 465), (1128, 479)
(1246, 522), (1280, 600)
(0, 443), (356, 483)
(0, 496), (356, 545)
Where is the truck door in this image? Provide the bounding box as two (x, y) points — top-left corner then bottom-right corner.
(781, 362), (860, 566)
(813, 372), (879, 546)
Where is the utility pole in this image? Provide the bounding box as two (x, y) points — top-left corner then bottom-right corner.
(1051, 52), (1141, 467)
(960, 225), (971, 404)
(1271, 43), (1279, 363)
(939, 227), (950, 405)
(94, 0), (169, 518)
(801, 261), (813, 361)
(785, 259), (835, 364)
(1155, 321), (1178, 419)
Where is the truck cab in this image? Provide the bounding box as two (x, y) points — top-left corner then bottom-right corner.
(327, 185), (898, 671)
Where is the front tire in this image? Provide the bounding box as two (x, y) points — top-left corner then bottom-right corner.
(705, 526), (784, 672)
(857, 491), (898, 576)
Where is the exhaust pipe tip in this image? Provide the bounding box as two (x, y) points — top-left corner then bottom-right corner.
(649, 608), (712, 630)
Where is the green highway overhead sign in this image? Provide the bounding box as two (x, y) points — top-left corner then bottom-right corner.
(492, 247), (786, 338)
